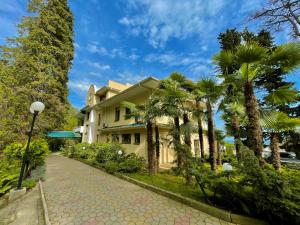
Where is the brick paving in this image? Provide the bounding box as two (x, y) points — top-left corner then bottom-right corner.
(43, 155), (236, 225)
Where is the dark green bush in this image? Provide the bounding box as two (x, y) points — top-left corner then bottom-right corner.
(118, 153), (145, 173)
(103, 161), (119, 174)
(64, 142), (145, 174)
(0, 159), (19, 196)
(192, 147), (300, 225)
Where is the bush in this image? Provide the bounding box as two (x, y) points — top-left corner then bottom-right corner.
(0, 159), (19, 196)
(64, 142), (145, 174)
(4, 139), (49, 170)
(192, 147), (300, 225)
(95, 143), (124, 163)
(104, 161), (119, 174)
(118, 153), (145, 173)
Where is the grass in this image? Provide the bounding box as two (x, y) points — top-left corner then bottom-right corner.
(126, 171), (206, 202)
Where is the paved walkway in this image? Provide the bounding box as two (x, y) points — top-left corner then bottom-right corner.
(43, 155), (236, 225)
(0, 186), (44, 225)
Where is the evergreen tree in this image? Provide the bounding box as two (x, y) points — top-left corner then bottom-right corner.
(0, 0), (74, 145)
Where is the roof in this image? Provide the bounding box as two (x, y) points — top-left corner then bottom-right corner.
(99, 122), (170, 132)
(47, 131), (81, 138)
(94, 76), (160, 108)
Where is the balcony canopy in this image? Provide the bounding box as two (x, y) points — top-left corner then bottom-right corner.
(47, 131), (81, 139)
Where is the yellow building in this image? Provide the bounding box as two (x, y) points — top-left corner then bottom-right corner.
(80, 77), (209, 164)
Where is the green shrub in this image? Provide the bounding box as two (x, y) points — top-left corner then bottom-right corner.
(104, 161), (119, 174)
(0, 159), (19, 196)
(119, 153), (145, 173)
(95, 143), (124, 163)
(3, 143), (23, 160)
(22, 179), (36, 189)
(192, 147), (300, 225)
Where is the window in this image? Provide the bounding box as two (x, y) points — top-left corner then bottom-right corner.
(98, 113), (101, 126)
(122, 134), (131, 144)
(134, 133), (140, 145)
(87, 112), (90, 120)
(125, 107), (131, 120)
(115, 107), (120, 121)
(112, 134), (119, 143)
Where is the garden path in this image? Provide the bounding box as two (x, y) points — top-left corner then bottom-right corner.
(43, 155), (236, 225)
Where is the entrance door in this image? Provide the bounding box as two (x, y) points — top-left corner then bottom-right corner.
(194, 140), (200, 157)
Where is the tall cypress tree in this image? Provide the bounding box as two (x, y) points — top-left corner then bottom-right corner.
(0, 0), (74, 145)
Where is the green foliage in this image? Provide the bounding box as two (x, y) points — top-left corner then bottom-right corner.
(119, 153), (146, 173)
(3, 139), (49, 173)
(192, 147), (300, 225)
(103, 161), (119, 174)
(22, 179), (36, 189)
(63, 142), (146, 174)
(0, 0), (74, 147)
(0, 159), (20, 196)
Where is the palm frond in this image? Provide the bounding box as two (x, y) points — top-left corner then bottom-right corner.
(236, 42), (267, 64)
(268, 42), (300, 72)
(264, 84), (299, 105)
(261, 111), (300, 133)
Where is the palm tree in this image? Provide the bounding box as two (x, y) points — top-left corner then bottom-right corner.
(215, 129), (226, 165)
(194, 100), (205, 158)
(215, 42), (300, 164)
(121, 96), (162, 174)
(261, 112), (300, 170)
(157, 76), (190, 169)
(220, 101), (245, 159)
(195, 78), (222, 171)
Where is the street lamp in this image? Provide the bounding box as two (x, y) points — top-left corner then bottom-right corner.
(17, 101), (45, 190)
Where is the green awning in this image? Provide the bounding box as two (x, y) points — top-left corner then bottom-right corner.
(47, 131), (81, 138)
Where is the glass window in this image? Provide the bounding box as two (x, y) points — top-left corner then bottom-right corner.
(112, 134), (119, 143)
(115, 107), (120, 121)
(125, 108), (131, 120)
(134, 133), (140, 145)
(122, 134), (131, 144)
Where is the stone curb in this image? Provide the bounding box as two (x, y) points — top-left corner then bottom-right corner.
(39, 180), (51, 225)
(72, 157), (268, 225)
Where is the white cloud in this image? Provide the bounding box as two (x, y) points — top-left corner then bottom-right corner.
(87, 43), (107, 54)
(117, 71), (146, 83)
(144, 52), (212, 75)
(81, 60), (111, 70)
(119, 0), (227, 48)
(68, 81), (91, 93)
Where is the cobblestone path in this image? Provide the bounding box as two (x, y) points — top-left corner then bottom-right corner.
(43, 155), (236, 225)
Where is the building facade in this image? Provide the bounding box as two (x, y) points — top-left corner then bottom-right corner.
(80, 77), (209, 164)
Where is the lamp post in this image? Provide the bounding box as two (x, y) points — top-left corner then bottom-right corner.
(17, 101), (45, 190)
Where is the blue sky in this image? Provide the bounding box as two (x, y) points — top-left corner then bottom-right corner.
(0, 0), (299, 134)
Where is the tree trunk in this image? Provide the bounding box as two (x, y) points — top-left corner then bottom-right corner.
(183, 113), (191, 147)
(207, 100), (216, 171)
(270, 132), (281, 170)
(196, 100), (205, 158)
(155, 125), (160, 172)
(174, 116), (182, 169)
(232, 114), (241, 159)
(217, 141), (221, 165)
(183, 113), (192, 184)
(146, 120), (154, 174)
(244, 81), (264, 165)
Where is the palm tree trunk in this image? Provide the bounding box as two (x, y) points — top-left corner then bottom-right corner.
(206, 100), (216, 171)
(270, 132), (281, 170)
(232, 114), (241, 159)
(217, 141), (221, 165)
(183, 113), (192, 184)
(174, 116), (182, 169)
(146, 120), (154, 174)
(155, 125), (160, 171)
(183, 113), (191, 146)
(244, 81), (264, 165)
(196, 100), (205, 158)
